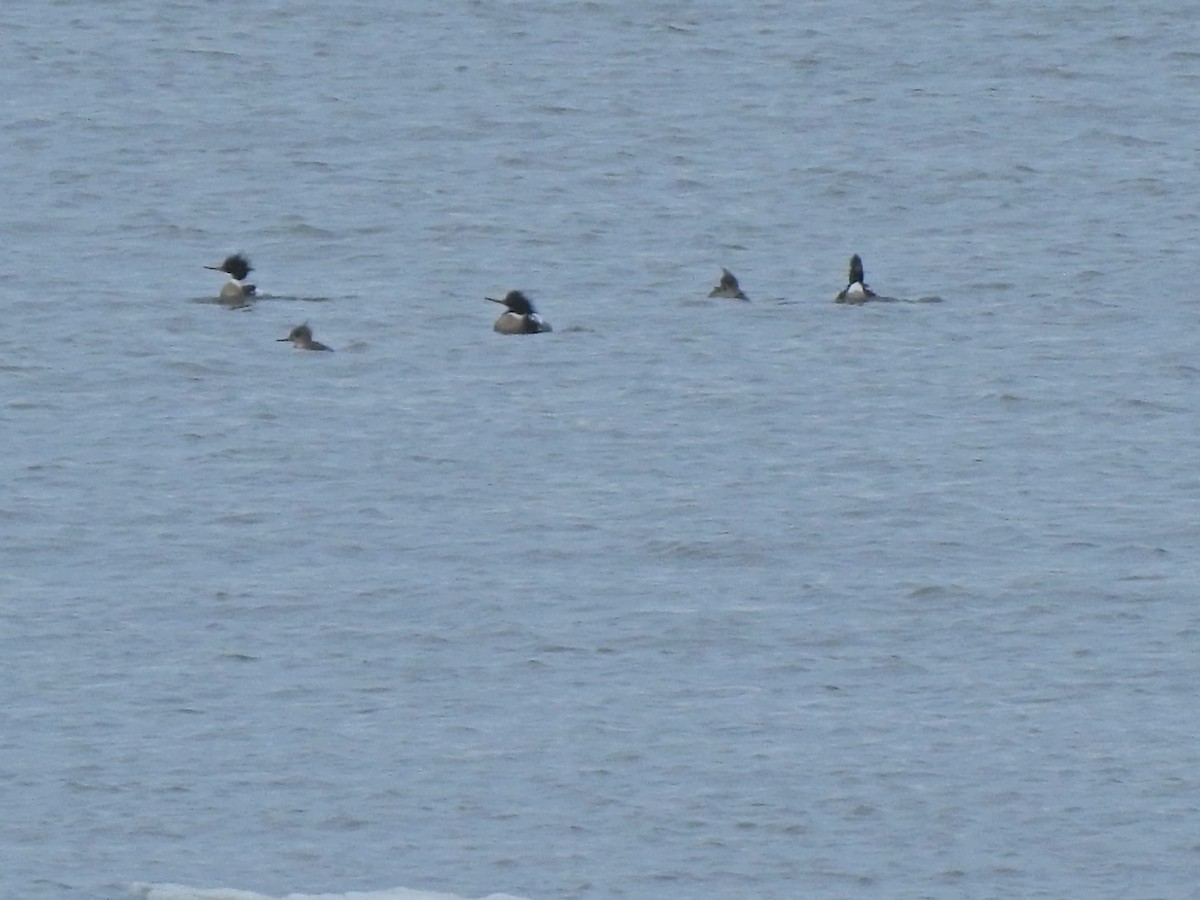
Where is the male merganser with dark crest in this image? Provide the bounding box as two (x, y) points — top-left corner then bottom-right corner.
(206, 254), (257, 303)
(277, 323), (332, 351)
(487, 291), (552, 334)
(708, 267), (749, 301)
(835, 254), (877, 303)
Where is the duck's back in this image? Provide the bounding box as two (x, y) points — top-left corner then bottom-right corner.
(494, 312), (550, 334)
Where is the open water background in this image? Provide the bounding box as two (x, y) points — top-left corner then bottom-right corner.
(3, 1), (1200, 898)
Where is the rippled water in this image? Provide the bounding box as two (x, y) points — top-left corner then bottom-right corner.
(4, 2), (1200, 899)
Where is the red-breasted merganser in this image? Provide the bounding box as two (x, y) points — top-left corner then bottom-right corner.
(486, 291), (552, 334)
(835, 254), (877, 304)
(205, 254), (257, 303)
(708, 267), (749, 300)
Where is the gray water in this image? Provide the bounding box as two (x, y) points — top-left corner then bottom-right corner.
(4, 2), (1200, 899)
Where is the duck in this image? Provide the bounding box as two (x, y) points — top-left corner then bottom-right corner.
(277, 323), (332, 351)
(835, 254), (877, 304)
(708, 267), (749, 301)
(205, 254), (257, 303)
(487, 291), (553, 334)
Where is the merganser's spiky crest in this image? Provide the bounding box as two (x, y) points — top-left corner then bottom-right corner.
(206, 254), (253, 281)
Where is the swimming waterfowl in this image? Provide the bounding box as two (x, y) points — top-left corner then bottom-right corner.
(835, 254), (877, 303)
(277, 323), (332, 351)
(205, 254), (257, 303)
(486, 291), (552, 334)
(708, 267), (749, 301)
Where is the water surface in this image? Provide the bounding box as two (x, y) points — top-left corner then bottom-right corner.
(3, 2), (1200, 899)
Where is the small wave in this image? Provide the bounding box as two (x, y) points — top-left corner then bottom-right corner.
(128, 882), (532, 900)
